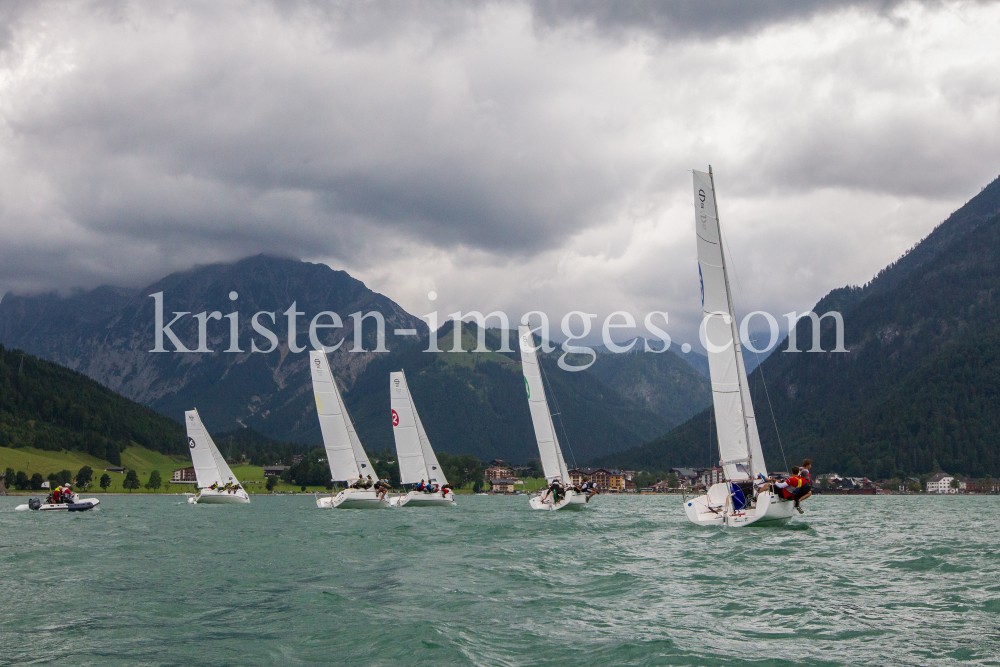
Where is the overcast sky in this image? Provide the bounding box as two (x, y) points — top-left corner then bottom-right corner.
(1, 0), (998, 349)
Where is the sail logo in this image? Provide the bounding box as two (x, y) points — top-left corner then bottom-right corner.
(524, 376), (530, 398)
(315, 393), (323, 413)
(391, 409), (399, 426)
(188, 437), (196, 449)
(393, 378), (400, 393)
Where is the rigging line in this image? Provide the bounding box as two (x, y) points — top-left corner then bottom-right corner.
(537, 356), (578, 471)
(718, 217), (789, 473)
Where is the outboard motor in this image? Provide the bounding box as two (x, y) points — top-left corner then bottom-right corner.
(28, 498), (41, 511)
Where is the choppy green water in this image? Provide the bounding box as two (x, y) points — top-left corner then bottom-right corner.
(2, 494), (998, 666)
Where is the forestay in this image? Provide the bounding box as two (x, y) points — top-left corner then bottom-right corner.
(693, 169), (767, 481)
(518, 325), (571, 484)
(185, 409), (238, 488)
(310, 351), (377, 482)
(389, 371), (448, 486)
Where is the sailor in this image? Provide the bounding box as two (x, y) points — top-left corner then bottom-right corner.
(62, 485), (72, 502)
(52, 486), (62, 504)
(799, 459), (814, 496)
(440, 483), (452, 497)
(585, 480), (599, 499)
(416, 479), (425, 491)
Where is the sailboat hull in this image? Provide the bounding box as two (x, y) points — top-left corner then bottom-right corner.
(316, 488), (390, 509)
(529, 489), (591, 511)
(684, 484), (795, 527)
(189, 488), (250, 504)
(391, 490), (456, 507)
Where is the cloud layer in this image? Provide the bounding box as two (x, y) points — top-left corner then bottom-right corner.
(1, 0), (998, 347)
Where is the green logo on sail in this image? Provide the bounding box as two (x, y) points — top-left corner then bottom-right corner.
(524, 376), (530, 398)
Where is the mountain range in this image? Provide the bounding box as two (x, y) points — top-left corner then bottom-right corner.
(599, 173), (1000, 478)
(0, 255), (712, 463)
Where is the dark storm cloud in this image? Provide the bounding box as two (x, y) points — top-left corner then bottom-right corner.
(0, 0), (998, 340)
(529, 0), (992, 40)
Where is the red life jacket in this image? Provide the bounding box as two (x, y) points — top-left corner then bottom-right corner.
(781, 475), (804, 499)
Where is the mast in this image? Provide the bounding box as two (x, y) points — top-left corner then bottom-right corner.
(708, 167), (755, 479)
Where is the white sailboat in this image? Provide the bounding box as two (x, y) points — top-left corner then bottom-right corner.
(518, 325), (590, 511)
(684, 168), (795, 527)
(388, 370), (455, 507)
(184, 409), (250, 504)
(310, 351), (389, 509)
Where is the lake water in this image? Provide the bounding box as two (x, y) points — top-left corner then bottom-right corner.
(2, 494), (998, 666)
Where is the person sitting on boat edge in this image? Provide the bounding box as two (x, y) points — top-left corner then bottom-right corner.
(770, 467), (809, 513)
(798, 459), (814, 501)
(440, 483), (452, 497)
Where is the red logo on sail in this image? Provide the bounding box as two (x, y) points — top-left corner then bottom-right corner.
(391, 409), (399, 426)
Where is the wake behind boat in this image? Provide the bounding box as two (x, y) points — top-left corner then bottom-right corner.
(388, 370), (455, 507)
(683, 168), (798, 527)
(310, 350), (390, 509)
(518, 326), (593, 511)
(184, 409), (250, 504)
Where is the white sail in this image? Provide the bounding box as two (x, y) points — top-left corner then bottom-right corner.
(518, 326), (571, 484)
(390, 371), (448, 486)
(412, 398), (447, 486)
(310, 351), (377, 482)
(693, 169), (767, 481)
(185, 409), (238, 488)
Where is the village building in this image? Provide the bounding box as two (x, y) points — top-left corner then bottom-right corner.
(489, 477), (520, 493)
(171, 467), (197, 484)
(104, 466), (125, 474)
(926, 472), (956, 494)
(592, 468), (625, 492)
(698, 467), (724, 487)
(263, 466), (289, 477)
(485, 465), (514, 481)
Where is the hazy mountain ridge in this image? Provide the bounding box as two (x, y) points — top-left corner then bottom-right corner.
(0, 255), (425, 434)
(598, 173), (1000, 477)
(0, 257), (712, 463)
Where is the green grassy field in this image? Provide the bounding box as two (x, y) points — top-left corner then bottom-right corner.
(0, 445), (536, 495)
(2, 446), (334, 495)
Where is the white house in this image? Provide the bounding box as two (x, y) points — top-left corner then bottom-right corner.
(926, 472), (956, 494)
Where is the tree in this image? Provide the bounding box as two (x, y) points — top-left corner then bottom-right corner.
(76, 466), (94, 490)
(145, 470), (162, 491)
(4, 468), (14, 488)
(123, 470), (140, 492)
(15, 471), (29, 490)
(30, 473), (44, 490)
(100, 473), (112, 491)
(265, 475), (277, 492)
(950, 478), (960, 490)
(666, 473), (680, 489)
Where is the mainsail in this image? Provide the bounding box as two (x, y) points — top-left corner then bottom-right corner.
(518, 325), (571, 484)
(310, 351), (377, 482)
(693, 169), (767, 481)
(389, 371), (448, 486)
(184, 409), (239, 488)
